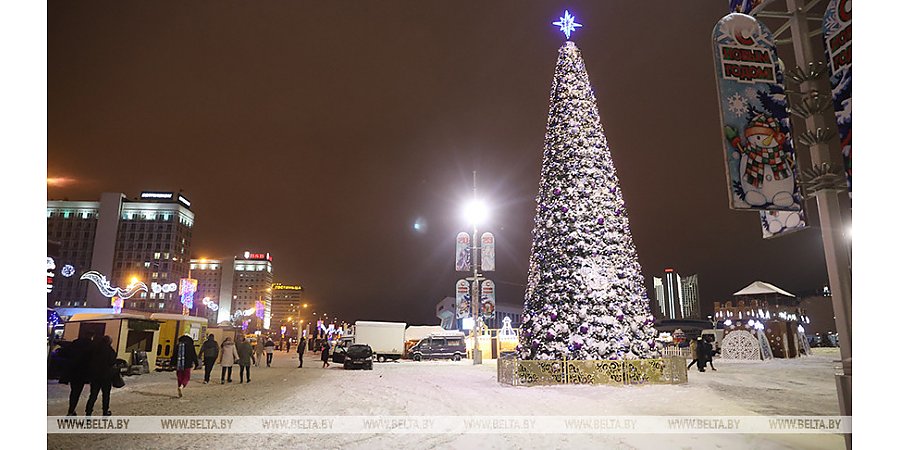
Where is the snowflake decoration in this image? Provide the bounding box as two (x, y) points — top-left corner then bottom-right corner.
(727, 92), (749, 117)
(744, 86), (757, 99)
(61, 264), (75, 278)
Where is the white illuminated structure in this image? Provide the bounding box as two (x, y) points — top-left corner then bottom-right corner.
(552, 10), (582, 40)
(80, 270), (148, 300)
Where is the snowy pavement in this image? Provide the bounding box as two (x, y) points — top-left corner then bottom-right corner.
(48, 348), (846, 449)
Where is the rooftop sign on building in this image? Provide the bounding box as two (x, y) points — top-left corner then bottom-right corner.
(243, 251), (272, 261)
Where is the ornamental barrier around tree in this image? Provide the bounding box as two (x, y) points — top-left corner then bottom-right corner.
(497, 354), (688, 386)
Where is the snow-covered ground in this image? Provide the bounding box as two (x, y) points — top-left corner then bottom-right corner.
(48, 348), (845, 449)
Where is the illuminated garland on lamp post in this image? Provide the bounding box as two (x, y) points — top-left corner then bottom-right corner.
(80, 271), (149, 314)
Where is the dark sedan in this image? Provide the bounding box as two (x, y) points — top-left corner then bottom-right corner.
(341, 344), (374, 370)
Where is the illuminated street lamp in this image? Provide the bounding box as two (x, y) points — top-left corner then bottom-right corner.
(462, 171), (488, 365)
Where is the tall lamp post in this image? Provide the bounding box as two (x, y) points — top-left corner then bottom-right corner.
(463, 171), (488, 365)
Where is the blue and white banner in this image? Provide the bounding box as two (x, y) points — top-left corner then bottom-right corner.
(455, 232), (471, 272)
(480, 232), (495, 272)
(713, 13), (800, 212)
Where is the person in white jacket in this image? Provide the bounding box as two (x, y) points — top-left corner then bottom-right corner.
(218, 337), (239, 384)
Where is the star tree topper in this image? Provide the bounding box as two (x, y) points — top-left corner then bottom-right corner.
(552, 10), (583, 40)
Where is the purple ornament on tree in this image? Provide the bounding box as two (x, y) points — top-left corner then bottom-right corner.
(597, 217), (604, 225)
(561, 206), (569, 213)
(550, 312), (558, 320)
(532, 341), (540, 348)
(553, 188), (561, 196)
(573, 342), (583, 350)
(546, 331), (555, 340)
(617, 314), (624, 321)
(579, 325), (588, 334)
(540, 204), (549, 212)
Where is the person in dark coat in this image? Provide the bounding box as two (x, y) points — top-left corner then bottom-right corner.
(704, 335), (718, 371)
(297, 337), (306, 368)
(236, 336), (254, 383)
(63, 333), (94, 416)
(695, 337), (708, 373)
(171, 334), (200, 397)
(199, 334), (219, 384)
(321, 341), (330, 368)
(85, 335), (117, 416)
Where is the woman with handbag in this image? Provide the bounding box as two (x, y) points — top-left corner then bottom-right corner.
(85, 335), (117, 416)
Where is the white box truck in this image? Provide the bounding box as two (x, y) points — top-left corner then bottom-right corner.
(353, 321), (406, 362)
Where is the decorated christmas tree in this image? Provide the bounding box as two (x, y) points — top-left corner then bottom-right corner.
(518, 35), (659, 361)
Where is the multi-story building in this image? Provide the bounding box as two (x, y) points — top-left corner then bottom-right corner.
(271, 283), (303, 337)
(47, 191), (195, 314)
(229, 252), (274, 331)
(190, 258), (225, 324)
(651, 268), (700, 320)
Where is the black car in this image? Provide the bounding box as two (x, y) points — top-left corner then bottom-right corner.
(341, 344), (373, 370)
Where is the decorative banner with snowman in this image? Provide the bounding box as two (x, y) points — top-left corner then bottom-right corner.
(713, 13), (801, 212)
(760, 209), (807, 239)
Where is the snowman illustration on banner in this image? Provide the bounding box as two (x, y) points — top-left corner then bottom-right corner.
(725, 111), (796, 208)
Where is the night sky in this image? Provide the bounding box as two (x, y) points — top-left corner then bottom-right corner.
(48, 1), (849, 325)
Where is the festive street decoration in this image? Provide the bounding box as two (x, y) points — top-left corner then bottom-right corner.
(728, 0), (765, 14)
(455, 232), (471, 271)
(518, 37), (659, 361)
(61, 264), (75, 278)
(455, 279), (471, 319)
(202, 297), (219, 311)
(498, 355), (687, 386)
(721, 329), (761, 360)
(47, 257), (56, 294)
(111, 296), (123, 314)
(255, 300), (265, 319)
(80, 270), (148, 299)
(151, 282), (178, 294)
(480, 232), (495, 271)
(481, 279), (496, 319)
(713, 13), (800, 211)
(552, 10), (582, 40)
(823, 0), (851, 193)
(179, 278), (198, 309)
(760, 209), (807, 239)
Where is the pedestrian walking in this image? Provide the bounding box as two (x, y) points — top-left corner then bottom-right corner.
(254, 337), (265, 367)
(218, 337), (239, 384)
(704, 335), (718, 371)
(686, 339), (700, 371)
(264, 337), (276, 367)
(286, 339), (291, 353)
(199, 334), (219, 384)
(62, 333), (94, 416)
(85, 335), (117, 416)
(171, 334), (200, 397)
(696, 337), (708, 372)
(321, 341), (331, 368)
(236, 336), (253, 383)
(296, 337), (306, 368)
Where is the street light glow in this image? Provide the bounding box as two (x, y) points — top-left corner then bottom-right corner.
(463, 199), (488, 226)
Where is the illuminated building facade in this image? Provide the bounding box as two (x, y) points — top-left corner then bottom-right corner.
(651, 268), (700, 320)
(47, 191), (195, 313)
(271, 283), (303, 337)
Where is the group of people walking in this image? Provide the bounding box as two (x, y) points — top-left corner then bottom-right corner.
(687, 335), (719, 372)
(59, 333), (118, 417)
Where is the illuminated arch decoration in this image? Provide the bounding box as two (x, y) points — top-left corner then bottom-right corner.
(80, 270), (148, 299)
